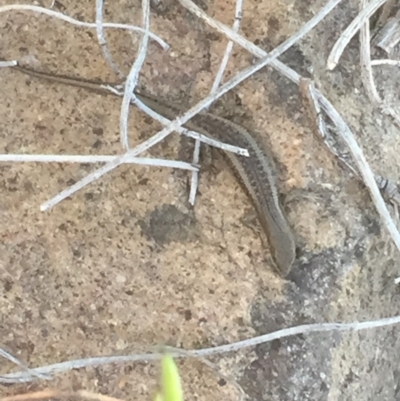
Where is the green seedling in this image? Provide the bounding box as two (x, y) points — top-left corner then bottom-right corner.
(154, 354), (183, 401)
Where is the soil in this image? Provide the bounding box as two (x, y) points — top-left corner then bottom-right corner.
(1, 0), (400, 400)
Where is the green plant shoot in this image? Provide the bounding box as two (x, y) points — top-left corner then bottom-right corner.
(160, 354), (183, 401)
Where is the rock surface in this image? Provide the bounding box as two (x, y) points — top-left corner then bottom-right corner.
(1, 0), (400, 400)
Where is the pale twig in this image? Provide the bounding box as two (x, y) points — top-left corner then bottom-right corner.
(0, 60), (17, 67)
(3, 59), (248, 211)
(371, 59), (400, 66)
(188, 139), (201, 205)
(178, 0), (344, 61)
(378, 19), (400, 54)
(0, 4), (169, 49)
(0, 389), (129, 401)
(1, 314), (400, 383)
(106, 85), (249, 155)
(132, 96), (248, 154)
(95, 0), (124, 79)
(40, 130), (193, 212)
(300, 78), (400, 205)
(0, 154), (198, 170)
(5, 62), (247, 211)
(179, 0), (400, 256)
(190, 0), (243, 205)
(210, 0), (243, 93)
(0, 347), (49, 381)
(318, 94), (400, 250)
(120, 0), (151, 151)
(373, 9), (400, 52)
(359, 0), (382, 104)
(299, 78), (332, 161)
(359, 1), (400, 127)
(42, 0), (341, 211)
(327, 0), (389, 70)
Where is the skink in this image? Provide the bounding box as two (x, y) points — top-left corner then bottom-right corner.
(11, 65), (296, 276)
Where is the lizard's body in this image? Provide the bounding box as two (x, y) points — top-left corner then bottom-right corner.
(11, 65), (296, 276)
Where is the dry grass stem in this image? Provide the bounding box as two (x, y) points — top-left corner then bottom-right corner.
(95, 0), (125, 79)
(327, 0), (389, 70)
(2, 315), (400, 383)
